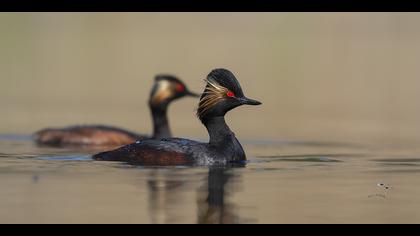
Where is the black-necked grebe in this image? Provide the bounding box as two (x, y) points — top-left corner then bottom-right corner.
(93, 69), (262, 165)
(34, 75), (199, 147)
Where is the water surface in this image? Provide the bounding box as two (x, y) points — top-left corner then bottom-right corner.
(1, 135), (420, 224)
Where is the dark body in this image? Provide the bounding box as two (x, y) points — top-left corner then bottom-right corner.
(34, 125), (145, 147)
(93, 117), (246, 166)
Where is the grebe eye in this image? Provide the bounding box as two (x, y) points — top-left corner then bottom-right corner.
(226, 91), (235, 98)
(176, 84), (185, 93)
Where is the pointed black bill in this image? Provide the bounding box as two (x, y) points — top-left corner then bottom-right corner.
(240, 97), (262, 106)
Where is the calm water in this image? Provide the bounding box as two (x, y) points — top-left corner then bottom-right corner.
(1, 134), (420, 224)
(2, 13), (420, 223)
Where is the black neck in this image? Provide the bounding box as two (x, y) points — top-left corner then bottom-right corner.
(150, 104), (172, 139)
(203, 116), (247, 161)
(203, 116), (234, 146)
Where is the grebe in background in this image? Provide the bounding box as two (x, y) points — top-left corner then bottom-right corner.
(34, 75), (199, 147)
(93, 68), (261, 165)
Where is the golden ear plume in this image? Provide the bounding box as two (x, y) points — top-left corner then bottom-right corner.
(197, 78), (228, 118)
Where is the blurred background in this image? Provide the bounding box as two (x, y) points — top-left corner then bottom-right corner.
(1, 13), (420, 146)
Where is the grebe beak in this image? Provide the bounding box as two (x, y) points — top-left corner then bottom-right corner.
(240, 97), (262, 106)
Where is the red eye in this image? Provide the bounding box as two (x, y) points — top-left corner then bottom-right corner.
(226, 91), (235, 98)
(176, 84), (185, 92)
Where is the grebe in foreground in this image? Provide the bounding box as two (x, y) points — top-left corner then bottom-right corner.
(34, 75), (198, 147)
(93, 69), (262, 166)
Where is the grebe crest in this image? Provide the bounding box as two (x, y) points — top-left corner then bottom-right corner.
(197, 69), (258, 122)
(150, 75), (199, 107)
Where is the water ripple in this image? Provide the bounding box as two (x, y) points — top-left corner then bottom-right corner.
(36, 155), (92, 161)
(373, 158), (420, 163)
(255, 154), (357, 163)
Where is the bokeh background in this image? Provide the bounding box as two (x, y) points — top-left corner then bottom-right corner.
(1, 13), (420, 145)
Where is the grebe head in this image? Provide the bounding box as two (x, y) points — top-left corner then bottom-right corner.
(149, 75), (199, 107)
(197, 68), (262, 122)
